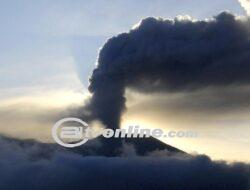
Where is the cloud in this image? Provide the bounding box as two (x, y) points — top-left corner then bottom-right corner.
(239, 0), (250, 15)
(125, 85), (250, 115)
(0, 98), (84, 141)
(0, 136), (249, 190)
(86, 12), (250, 130)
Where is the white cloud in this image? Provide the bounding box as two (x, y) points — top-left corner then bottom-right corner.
(238, 0), (250, 15)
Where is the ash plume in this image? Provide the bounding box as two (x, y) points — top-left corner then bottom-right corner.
(87, 12), (250, 129)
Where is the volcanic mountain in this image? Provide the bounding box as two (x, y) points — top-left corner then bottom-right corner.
(0, 134), (186, 158)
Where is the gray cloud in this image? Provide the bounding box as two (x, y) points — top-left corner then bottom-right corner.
(0, 136), (249, 190)
(86, 12), (250, 129)
(125, 85), (250, 115)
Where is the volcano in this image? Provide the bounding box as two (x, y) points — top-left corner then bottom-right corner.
(0, 134), (186, 158)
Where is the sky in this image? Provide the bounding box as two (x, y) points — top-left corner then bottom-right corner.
(0, 0), (250, 162)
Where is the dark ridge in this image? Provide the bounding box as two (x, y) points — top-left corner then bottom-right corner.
(0, 134), (186, 157)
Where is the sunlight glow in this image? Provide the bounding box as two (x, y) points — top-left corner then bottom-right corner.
(239, 0), (250, 15)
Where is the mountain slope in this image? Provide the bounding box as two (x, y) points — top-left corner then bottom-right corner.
(0, 134), (186, 158)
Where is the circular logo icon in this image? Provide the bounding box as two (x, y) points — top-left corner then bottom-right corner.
(52, 118), (89, 148)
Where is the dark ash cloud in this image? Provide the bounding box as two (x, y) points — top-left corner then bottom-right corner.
(87, 12), (250, 129)
(0, 136), (249, 190)
(125, 85), (250, 115)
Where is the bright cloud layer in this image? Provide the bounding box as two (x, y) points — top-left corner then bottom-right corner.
(239, 0), (250, 15)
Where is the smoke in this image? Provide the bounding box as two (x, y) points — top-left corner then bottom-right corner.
(87, 12), (250, 129)
(0, 136), (249, 190)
